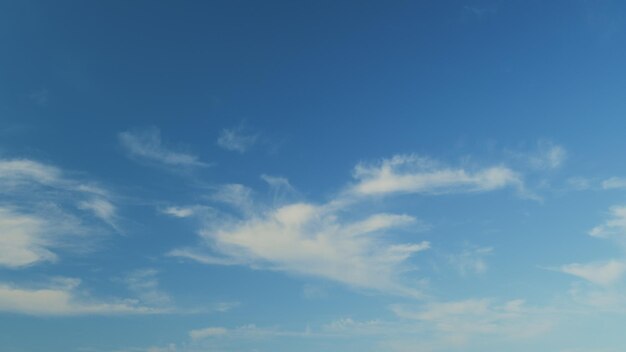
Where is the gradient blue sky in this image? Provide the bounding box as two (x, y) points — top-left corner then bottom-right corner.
(2, 1), (626, 351)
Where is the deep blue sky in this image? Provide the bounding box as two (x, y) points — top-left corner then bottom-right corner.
(2, 1), (626, 351)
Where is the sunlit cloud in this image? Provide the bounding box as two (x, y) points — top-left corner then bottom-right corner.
(350, 154), (523, 197)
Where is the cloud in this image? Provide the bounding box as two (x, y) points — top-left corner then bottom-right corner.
(123, 269), (171, 306)
(589, 206), (626, 239)
(559, 260), (626, 286)
(176, 201), (428, 296)
(167, 248), (242, 266)
(0, 158), (118, 268)
(162, 206), (196, 218)
(216, 125), (258, 153)
(119, 127), (207, 167)
(211, 184), (254, 214)
(602, 177), (626, 190)
(0, 278), (164, 316)
(188, 324), (312, 342)
(391, 298), (553, 342)
(0, 158), (62, 187)
(189, 327), (228, 340)
(528, 143), (567, 170)
(449, 246), (493, 276)
(78, 198), (117, 224)
(0, 207), (57, 267)
(302, 284), (328, 300)
(350, 154), (522, 197)
(168, 154), (535, 296)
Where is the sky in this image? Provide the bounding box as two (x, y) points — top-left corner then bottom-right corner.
(2, 0), (626, 351)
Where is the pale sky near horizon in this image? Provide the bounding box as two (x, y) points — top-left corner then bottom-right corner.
(3, 1), (626, 351)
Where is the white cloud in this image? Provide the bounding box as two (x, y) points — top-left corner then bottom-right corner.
(602, 177), (626, 190)
(0, 278), (164, 316)
(119, 127), (207, 167)
(168, 154), (535, 296)
(302, 284), (328, 300)
(0, 205), (97, 268)
(261, 174), (293, 190)
(0, 159), (62, 188)
(179, 201), (428, 295)
(391, 298), (552, 342)
(162, 206), (196, 218)
(350, 154), (522, 197)
(0, 207), (56, 267)
(559, 260), (626, 286)
(189, 324), (312, 342)
(0, 158), (118, 268)
(211, 184), (254, 214)
(167, 248), (243, 266)
(528, 143), (567, 170)
(123, 269), (171, 306)
(449, 246), (493, 276)
(216, 126), (258, 153)
(589, 206), (626, 239)
(79, 198), (117, 224)
(189, 327), (228, 340)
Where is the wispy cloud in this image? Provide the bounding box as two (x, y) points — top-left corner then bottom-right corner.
(0, 278), (164, 316)
(119, 127), (207, 167)
(602, 177), (626, 190)
(191, 202), (428, 296)
(390, 298), (553, 343)
(79, 198), (117, 225)
(0, 158), (62, 186)
(161, 206), (197, 218)
(210, 184), (254, 214)
(448, 245), (493, 276)
(123, 269), (172, 307)
(350, 154), (523, 197)
(216, 125), (258, 153)
(589, 206), (626, 239)
(559, 260), (626, 286)
(554, 206), (626, 290)
(0, 158), (118, 268)
(167, 154), (535, 296)
(528, 142), (567, 170)
(189, 324), (313, 341)
(0, 207), (57, 268)
(189, 327), (228, 340)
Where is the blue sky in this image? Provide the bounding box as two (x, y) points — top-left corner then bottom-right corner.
(2, 1), (626, 351)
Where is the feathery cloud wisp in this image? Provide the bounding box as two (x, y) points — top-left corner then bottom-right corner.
(0, 158), (118, 268)
(0, 278), (164, 316)
(559, 260), (626, 286)
(119, 127), (207, 167)
(350, 154), (522, 197)
(216, 126), (258, 153)
(177, 201), (428, 296)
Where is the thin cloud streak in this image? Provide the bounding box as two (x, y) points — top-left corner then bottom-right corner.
(119, 127), (208, 167)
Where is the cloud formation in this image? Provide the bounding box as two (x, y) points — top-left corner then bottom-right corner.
(119, 127), (207, 167)
(216, 125), (258, 153)
(195, 202), (428, 295)
(350, 154), (522, 197)
(0, 158), (117, 268)
(168, 154), (535, 296)
(528, 143), (567, 170)
(589, 206), (626, 239)
(602, 177), (626, 190)
(0, 278), (163, 316)
(559, 260), (626, 286)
